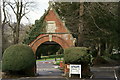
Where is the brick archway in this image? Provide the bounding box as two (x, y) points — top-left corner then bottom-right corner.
(29, 7), (75, 54)
(29, 34), (72, 53)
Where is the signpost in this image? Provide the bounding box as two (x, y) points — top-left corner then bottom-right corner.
(69, 64), (81, 78)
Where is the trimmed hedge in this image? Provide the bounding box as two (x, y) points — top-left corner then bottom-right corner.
(64, 47), (92, 78)
(2, 44), (36, 72)
(49, 54), (64, 58)
(64, 47), (91, 64)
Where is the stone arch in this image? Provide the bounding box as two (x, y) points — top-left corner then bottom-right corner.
(30, 35), (70, 53)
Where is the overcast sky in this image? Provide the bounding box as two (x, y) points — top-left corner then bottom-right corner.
(2, 0), (118, 25)
(2, 0), (49, 24)
(22, 0), (49, 24)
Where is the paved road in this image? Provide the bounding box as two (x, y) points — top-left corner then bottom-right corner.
(2, 60), (120, 80)
(90, 67), (120, 80)
(36, 61), (63, 76)
(2, 77), (118, 80)
(22, 61), (119, 80)
(36, 60), (120, 80)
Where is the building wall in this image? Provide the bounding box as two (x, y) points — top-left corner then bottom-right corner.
(29, 8), (75, 53)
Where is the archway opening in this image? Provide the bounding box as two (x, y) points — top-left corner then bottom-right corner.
(35, 41), (64, 76)
(36, 41), (64, 59)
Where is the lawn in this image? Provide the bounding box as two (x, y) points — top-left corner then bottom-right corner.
(36, 57), (63, 61)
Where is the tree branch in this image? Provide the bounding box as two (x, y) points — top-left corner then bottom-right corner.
(2, 1), (7, 25)
(84, 4), (109, 34)
(96, 2), (118, 17)
(7, 2), (17, 15)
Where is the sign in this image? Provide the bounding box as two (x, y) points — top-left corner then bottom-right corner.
(69, 64), (81, 78)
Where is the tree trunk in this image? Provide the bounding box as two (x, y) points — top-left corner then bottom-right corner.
(108, 43), (113, 54)
(15, 21), (20, 44)
(0, 5), (2, 56)
(97, 38), (101, 56)
(104, 41), (110, 56)
(2, 25), (5, 53)
(98, 42), (101, 56)
(13, 29), (16, 44)
(2, 1), (7, 52)
(78, 2), (84, 47)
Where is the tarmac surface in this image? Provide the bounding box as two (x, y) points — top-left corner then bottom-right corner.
(36, 60), (63, 76)
(2, 60), (120, 80)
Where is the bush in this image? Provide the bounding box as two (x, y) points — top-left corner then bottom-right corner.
(64, 47), (91, 64)
(93, 56), (109, 66)
(2, 44), (36, 72)
(64, 47), (92, 78)
(110, 54), (120, 60)
(57, 54), (64, 58)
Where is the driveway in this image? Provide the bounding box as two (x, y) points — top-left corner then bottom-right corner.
(36, 60), (64, 77)
(2, 60), (120, 80)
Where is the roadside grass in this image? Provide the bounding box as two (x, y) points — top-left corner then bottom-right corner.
(36, 57), (63, 61)
(36, 55), (64, 66)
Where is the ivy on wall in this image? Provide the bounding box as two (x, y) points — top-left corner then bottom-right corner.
(23, 11), (48, 44)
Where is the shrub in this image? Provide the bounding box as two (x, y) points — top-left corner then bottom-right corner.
(93, 56), (110, 66)
(2, 44), (36, 72)
(64, 47), (91, 64)
(64, 47), (92, 78)
(110, 54), (120, 60)
(57, 54), (64, 58)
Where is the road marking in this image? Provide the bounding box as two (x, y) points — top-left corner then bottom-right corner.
(114, 70), (118, 80)
(90, 75), (93, 79)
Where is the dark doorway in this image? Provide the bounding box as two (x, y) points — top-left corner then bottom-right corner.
(36, 41), (63, 60)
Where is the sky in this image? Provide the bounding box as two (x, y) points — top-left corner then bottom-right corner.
(2, 0), (119, 25)
(2, 0), (49, 24)
(22, 0), (49, 24)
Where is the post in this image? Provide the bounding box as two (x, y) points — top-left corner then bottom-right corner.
(0, 2), (2, 60)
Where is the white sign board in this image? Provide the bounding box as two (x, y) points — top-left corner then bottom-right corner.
(69, 64), (81, 78)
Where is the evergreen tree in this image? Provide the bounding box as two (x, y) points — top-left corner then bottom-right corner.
(53, 2), (119, 56)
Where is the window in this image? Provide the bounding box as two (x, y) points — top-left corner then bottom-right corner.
(46, 21), (56, 33)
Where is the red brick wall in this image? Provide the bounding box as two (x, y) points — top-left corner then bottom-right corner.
(45, 10), (68, 33)
(29, 9), (75, 54)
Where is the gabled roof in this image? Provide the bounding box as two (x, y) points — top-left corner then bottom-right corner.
(42, 4), (71, 33)
(23, 3), (73, 45)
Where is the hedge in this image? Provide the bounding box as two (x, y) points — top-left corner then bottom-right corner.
(2, 44), (36, 72)
(64, 47), (91, 64)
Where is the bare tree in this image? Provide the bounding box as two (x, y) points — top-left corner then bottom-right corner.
(4, 0), (33, 44)
(0, 1), (2, 56)
(2, 0), (8, 53)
